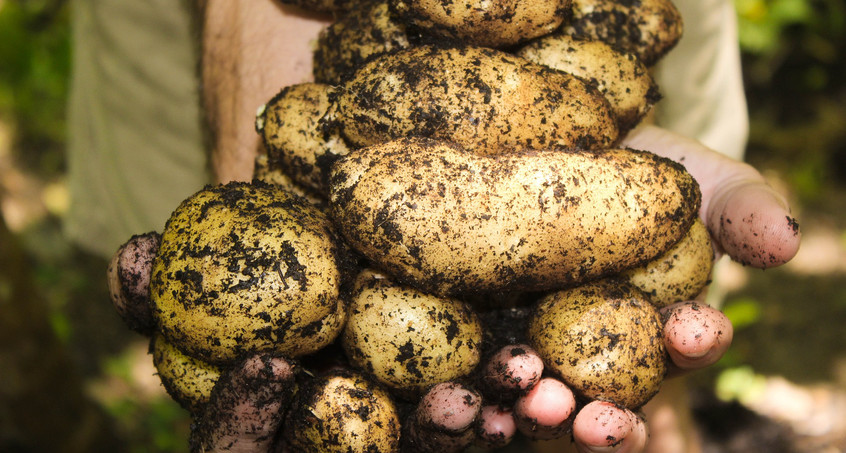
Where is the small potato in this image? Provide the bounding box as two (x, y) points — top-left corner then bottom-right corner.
(563, 0), (683, 66)
(313, 1), (410, 85)
(527, 279), (667, 409)
(342, 270), (484, 396)
(151, 333), (221, 413)
(329, 137), (701, 297)
(151, 182), (350, 364)
(623, 218), (714, 307)
(336, 45), (619, 154)
(252, 154), (327, 207)
(390, 0), (570, 48)
(517, 34), (660, 133)
(284, 369), (401, 453)
(257, 83), (351, 194)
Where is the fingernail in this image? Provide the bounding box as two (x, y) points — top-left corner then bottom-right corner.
(580, 444), (622, 453)
(684, 347), (711, 359)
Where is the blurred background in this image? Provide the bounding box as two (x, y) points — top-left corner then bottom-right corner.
(1, 0), (845, 451)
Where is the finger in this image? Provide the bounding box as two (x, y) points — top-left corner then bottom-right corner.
(107, 232), (160, 335)
(403, 382), (482, 453)
(475, 405), (517, 449)
(481, 344), (544, 398)
(662, 301), (733, 373)
(514, 377), (577, 440)
(190, 355), (295, 453)
(573, 401), (647, 453)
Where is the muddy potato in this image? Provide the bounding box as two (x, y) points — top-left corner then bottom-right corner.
(151, 333), (221, 413)
(342, 270), (484, 395)
(150, 182), (350, 365)
(329, 137), (701, 297)
(528, 279), (667, 409)
(284, 369), (401, 453)
(563, 0), (683, 66)
(336, 45), (619, 154)
(623, 218), (714, 307)
(390, 0), (570, 48)
(517, 34), (660, 133)
(256, 83), (351, 194)
(253, 154), (327, 207)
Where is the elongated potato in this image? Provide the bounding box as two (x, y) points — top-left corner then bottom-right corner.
(329, 137), (701, 297)
(151, 333), (221, 413)
(151, 182), (351, 364)
(517, 35), (660, 133)
(528, 279), (667, 409)
(390, 0), (570, 48)
(336, 45), (619, 154)
(623, 218), (714, 307)
(343, 270), (483, 396)
(563, 0), (683, 66)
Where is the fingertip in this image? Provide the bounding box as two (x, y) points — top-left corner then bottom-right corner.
(476, 405), (517, 449)
(573, 401), (637, 452)
(419, 382), (482, 433)
(662, 302), (734, 371)
(484, 344), (544, 393)
(514, 378), (576, 439)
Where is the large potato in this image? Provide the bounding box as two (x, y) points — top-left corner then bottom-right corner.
(150, 333), (221, 414)
(150, 182), (350, 364)
(336, 45), (619, 154)
(390, 0), (570, 48)
(342, 270), (484, 396)
(329, 137), (701, 297)
(517, 34), (660, 133)
(527, 279), (667, 409)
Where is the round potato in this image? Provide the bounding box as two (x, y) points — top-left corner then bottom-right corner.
(329, 137), (701, 297)
(284, 369), (401, 453)
(623, 218), (714, 307)
(563, 0), (683, 66)
(342, 270), (484, 395)
(336, 45), (619, 154)
(390, 0), (570, 48)
(528, 279), (667, 409)
(517, 34), (660, 133)
(151, 333), (221, 413)
(151, 182), (350, 364)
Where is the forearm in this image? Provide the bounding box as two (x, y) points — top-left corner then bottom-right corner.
(199, 1), (330, 183)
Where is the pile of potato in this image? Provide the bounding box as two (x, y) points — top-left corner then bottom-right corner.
(108, 0), (720, 450)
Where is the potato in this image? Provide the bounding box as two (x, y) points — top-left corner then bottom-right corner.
(253, 154), (328, 208)
(284, 369), (401, 453)
(517, 34), (660, 133)
(150, 333), (221, 413)
(150, 182), (350, 364)
(623, 218), (714, 307)
(313, 1), (410, 85)
(390, 0), (570, 48)
(336, 45), (619, 154)
(342, 270), (484, 396)
(329, 137), (701, 297)
(527, 279), (667, 409)
(256, 83), (351, 194)
(563, 0), (683, 66)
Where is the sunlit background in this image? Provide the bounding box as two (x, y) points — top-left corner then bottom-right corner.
(1, 0), (845, 451)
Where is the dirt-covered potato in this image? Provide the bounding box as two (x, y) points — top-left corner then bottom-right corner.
(336, 45), (619, 154)
(623, 218), (714, 307)
(284, 369), (401, 452)
(253, 154), (327, 208)
(329, 137), (701, 297)
(517, 34), (660, 133)
(256, 83), (350, 194)
(527, 279), (667, 409)
(390, 0), (570, 48)
(342, 270), (484, 395)
(313, 1), (410, 85)
(150, 182), (350, 364)
(151, 333), (221, 413)
(563, 0), (683, 66)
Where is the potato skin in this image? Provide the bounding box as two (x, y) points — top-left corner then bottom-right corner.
(342, 270), (484, 396)
(151, 333), (221, 414)
(623, 218), (714, 307)
(527, 279), (667, 409)
(329, 137), (701, 297)
(284, 369), (401, 453)
(390, 0), (570, 48)
(563, 0), (683, 66)
(336, 45), (619, 154)
(151, 182), (350, 364)
(517, 34), (661, 133)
